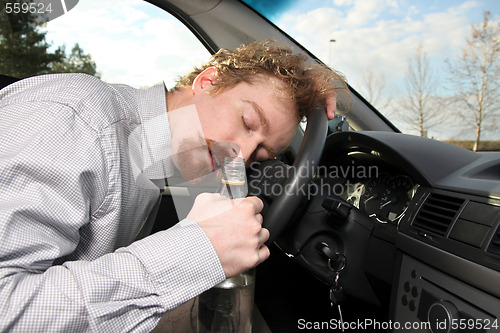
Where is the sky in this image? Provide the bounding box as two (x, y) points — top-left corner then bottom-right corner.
(44, 0), (212, 88)
(43, 0), (500, 139)
(273, 0), (499, 94)
(272, 0), (500, 138)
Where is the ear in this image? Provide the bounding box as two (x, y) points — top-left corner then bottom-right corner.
(192, 67), (219, 94)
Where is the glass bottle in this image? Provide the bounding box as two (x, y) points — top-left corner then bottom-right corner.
(218, 156), (248, 199)
(197, 157), (255, 333)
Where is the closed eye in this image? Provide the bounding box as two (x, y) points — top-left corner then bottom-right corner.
(242, 115), (254, 132)
(241, 99), (269, 134)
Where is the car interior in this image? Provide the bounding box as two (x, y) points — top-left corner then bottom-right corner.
(153, 1), (500, 332)
(2, 0), (499, 332)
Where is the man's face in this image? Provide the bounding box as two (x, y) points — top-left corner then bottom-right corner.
(170, 70), (298, 182)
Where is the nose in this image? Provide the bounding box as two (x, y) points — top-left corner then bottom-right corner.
(238, 139), (259, 166)
(214, 142), (240, 157)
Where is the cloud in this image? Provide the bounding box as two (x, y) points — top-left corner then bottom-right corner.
(333, 0), (353, 6)
(45, 0), (210, 88)
(343, 0), (392, 27)
(277, 0), (483, 97)
(282, 7), (343, 34)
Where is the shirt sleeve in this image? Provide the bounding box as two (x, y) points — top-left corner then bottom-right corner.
(58, 219), (225, 332)
(0, 84), (225, 331)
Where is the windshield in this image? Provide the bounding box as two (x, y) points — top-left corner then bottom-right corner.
(243, 0), (500, 151)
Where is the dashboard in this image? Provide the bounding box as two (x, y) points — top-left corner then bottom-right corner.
(272, 130), (500, 331)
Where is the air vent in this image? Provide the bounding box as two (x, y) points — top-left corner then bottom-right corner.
(487, 226), (500, 256)
(412, 193), (465, 236)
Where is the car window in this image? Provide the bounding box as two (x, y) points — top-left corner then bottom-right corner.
(243, 0), (500, 151)
(0, 0), (211, 89)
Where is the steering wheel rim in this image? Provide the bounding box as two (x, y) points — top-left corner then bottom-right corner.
(263, 107), (328, 245)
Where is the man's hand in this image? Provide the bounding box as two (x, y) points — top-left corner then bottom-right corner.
(325, 91), (337, 120)
(311, 73), (338, 120)
(187, 193), (270, 278)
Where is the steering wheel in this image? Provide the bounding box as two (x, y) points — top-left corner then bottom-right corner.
(262, 107), (328, 244)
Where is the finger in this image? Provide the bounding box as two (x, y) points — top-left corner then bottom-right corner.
(213, 193), (231, 201)
(234, 196), (264, 213)
(255, 213), (263, 225)
(257, 244), (270, 263)
(250, 196), (264, 212)
(197, 192), (228, 203)
(258, 227), (270, 244)
(325, 93), (337, 120)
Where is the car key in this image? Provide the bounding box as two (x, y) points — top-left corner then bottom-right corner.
(330, 273), (345, 332)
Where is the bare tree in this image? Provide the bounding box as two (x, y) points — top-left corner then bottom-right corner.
(399, 43), (444, 137)
(446, 11), (500, 151)
(360, 70), (390, 111)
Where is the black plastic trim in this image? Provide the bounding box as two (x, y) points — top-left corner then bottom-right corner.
(144, 0), (219, 54)
(397, 233), (500, 299)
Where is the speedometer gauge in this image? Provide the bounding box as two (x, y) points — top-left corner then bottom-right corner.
(378, 175), (414, 223)
(360, 174), (417, 224)
(361, 173), (391, 217)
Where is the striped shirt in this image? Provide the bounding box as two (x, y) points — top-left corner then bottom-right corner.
(0, 74), (225, 332)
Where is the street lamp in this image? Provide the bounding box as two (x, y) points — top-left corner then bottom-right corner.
(328, 39), (336, 67)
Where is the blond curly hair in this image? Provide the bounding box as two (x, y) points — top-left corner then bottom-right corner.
(175, 40), (348, 122)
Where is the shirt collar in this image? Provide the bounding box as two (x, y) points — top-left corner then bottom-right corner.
(131, 82), (175, 185)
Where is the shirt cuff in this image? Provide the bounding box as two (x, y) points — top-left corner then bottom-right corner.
(121, 218), (225, 309)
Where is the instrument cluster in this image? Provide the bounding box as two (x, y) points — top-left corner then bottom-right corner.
(345, 172), (419, 225)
